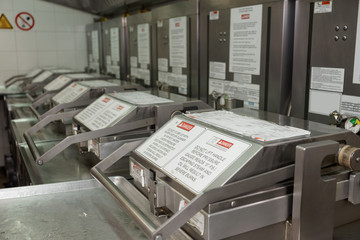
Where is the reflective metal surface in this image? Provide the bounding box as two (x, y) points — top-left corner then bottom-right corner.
(0, 177), (148, 240)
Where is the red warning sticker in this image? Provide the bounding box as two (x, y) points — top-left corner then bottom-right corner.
(102, 97), (111, 103)
(217, 139), (234, 149)
(177, 121), (195, 131)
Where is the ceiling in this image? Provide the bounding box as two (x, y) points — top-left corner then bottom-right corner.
(43, 0), (179, 17)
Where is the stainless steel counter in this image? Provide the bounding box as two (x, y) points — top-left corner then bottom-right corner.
(0, 177), (148, 240)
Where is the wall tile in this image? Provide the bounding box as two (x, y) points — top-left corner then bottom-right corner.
(55, 12), (74, 32)
(57, 51), (76, 68)
(13, 0), (34, 12)
(15, 31), (37, 51)
(0, 0), (13, 11)
(33, 1), (54, 12)
(75, 51), (88, 71)
(37, 51), (58, 66)
(32, 12), (55, 31)
(36, 32), (57, 51)
(75, 32), (87, 51)
(0, 71), (19, 86)
(0, 31), (16, 51)
(17, 51), (38, 71)
(0, 52), (18, 71)
(56, 32), (75, 51)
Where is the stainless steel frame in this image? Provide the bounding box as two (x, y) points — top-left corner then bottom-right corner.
(199, 0), (295, 114)
(151, 0), (199, 98)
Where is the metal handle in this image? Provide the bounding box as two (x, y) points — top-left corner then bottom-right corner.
(26, 93), (34, 102)
(29, 105), (41, 120)
(39, 99), (94, 120)
(92, 144), (295, 240)
(32, 91), (56, 108)
(4, 75), (26, 88)
(27, 117), (155, 165)
(24, 110), (81, 165)
(91, 140), (158, 237)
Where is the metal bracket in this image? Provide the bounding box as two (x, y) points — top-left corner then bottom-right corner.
(32, 91), (57, 108)
(39, 99), (94, 120)
(26, 117), (155, 165)
(291, 140), (338, 240)
(349, 172), (360, 204)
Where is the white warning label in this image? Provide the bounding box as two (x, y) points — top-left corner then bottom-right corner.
(135, 118), (206, 167)
(74, 95), (135, 131)
(209, 61), (226, 80)
(314, 1), (332, 14)
(229, 5), (262, 75)
(341, 95), (360, 117)
(310, 67), (344, 92)
(52, 82), (89, 104)
(44, 75), (71, 91)
(164, 130), (251, 193)
(32, 71), (52, 83)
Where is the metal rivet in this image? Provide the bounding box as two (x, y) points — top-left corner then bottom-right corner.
(335, 26), (340, 31)
(223, 39), (226, 42)
(356, 157), (360, 163)
(223, 32), (227, 35)
(220, 39), (223, 43)
(230, 201), (236, 207)
(219, 32), (223, 36)
(147, 187), (151, 193)
(344, 25), (348, 31)
(155, 235), (163, 240)
(154, 193), (157, 199)
(334, 36), (339, 41)
(343, 36), (347, 41)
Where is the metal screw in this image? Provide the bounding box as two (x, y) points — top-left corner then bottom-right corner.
(343, 36), (347, 41)
(155, 235), (163, 240)
(37, 160), (43, 165)
(343, 25), (348, 31)
(230, 201), (236, 207)
(154, 193), (157, 199)
(334, 36), (339, 41)
(147, 187), (151, 193)
(356, 157), (360, 163)
(335, 26), (340, 31)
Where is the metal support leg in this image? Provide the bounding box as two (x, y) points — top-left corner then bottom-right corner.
(292, 140), (338, 240)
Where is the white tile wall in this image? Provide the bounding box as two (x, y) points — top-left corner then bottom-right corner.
(0, 0), (98, 85)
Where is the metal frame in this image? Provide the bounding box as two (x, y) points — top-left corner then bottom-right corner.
(199, 0), (295, 114)
(151, 0), (200, 98)
(86, 22), (105, 74)
(102, 17), (128, 80)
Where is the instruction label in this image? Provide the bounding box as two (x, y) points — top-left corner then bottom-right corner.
(91, 30), (99, 61)
(314, 1), (332, 14)
(229, 5), (262, 75)
(234, 73), (252, 83)
(130, 56), (138, 68)
(111, 91), (173, 105)
(209, 78), (225, 94)
(309, 89), (341, 116)
(32, 71), (52, 83)
(137, 23), (150, 64)
(137, 68), (151, 85)
(341, 95), (360, 117)
(164, 130), (250, 193)
(52, 83), (89, 104)
(169, 16), (187, 68)
(187, 111), (310, 142)
(44, 75), (71, 91)
(110, 27), (120, 63)
(75, 95), (135, 131)
(311, 67), (344, 92)
(135, 118), (206, 167)
(209, 61), (226, 80)
(158, 58), (169, 72)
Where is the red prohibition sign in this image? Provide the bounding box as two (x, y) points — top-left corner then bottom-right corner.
(15, 12), (35, 31)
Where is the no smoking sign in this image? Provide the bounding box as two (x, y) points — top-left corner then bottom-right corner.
(15, 12), (35, 31)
